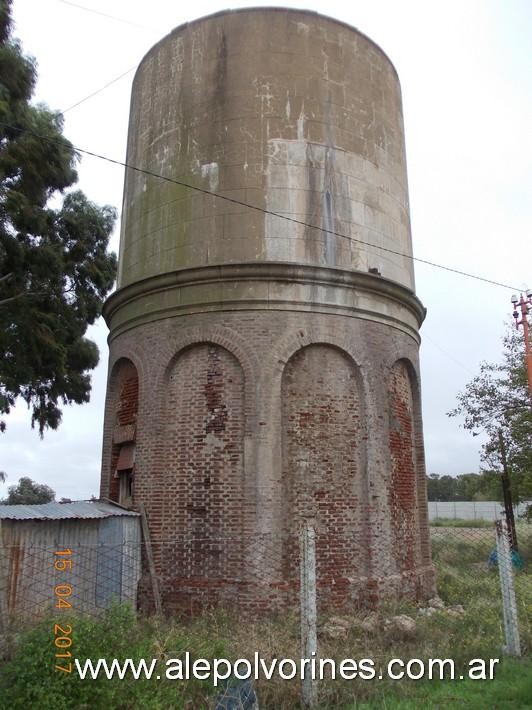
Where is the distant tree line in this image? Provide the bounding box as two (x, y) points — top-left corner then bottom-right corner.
(426, 471), (510, 502)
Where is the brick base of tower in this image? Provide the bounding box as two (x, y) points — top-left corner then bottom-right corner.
(100, 305), (435, 615)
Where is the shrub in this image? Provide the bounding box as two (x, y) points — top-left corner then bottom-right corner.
(0, 604), (225, 709)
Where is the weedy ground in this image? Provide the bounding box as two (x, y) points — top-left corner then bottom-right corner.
(0, 525), (530, 709)
(429, 517), (494, 528)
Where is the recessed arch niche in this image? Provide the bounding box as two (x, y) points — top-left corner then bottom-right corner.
(281, 344), (368, 606)
(387, 359), (423, 574)
(162, 343), (245, 603)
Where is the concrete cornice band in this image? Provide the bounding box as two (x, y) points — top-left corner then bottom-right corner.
(104, 263), (426, 343)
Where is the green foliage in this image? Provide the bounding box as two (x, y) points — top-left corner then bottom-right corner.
(350, 659), (532, 709)
(0, 475), (55, 504)
(520, 504), (532, 523)
(1, 532), (531, 709)
(430, 517), (494, 528)
(449, 327), (532, 504)
(0, 605), (226, 709)
(426, 471), (506, 502)
(431, 527), (532, 651)
(0, 0), (117, 435)
(426, 473), (457, 501)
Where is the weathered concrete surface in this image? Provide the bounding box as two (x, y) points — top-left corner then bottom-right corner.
(117, 8), (414, 294)
(104, 264), (424, 342)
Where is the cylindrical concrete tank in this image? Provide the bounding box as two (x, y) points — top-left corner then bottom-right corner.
(101, 8), (434, 613)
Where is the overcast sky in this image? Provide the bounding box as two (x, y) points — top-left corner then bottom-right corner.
(1, 0), (531, 500)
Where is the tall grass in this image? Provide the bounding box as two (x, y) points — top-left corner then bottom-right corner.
(430, 517), (494, 528)
(1, 528), (530, 708)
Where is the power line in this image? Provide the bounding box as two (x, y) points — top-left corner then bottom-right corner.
(56, 0), (155, 115)
(59, 0), (162, 32)
(60, 66), (136, 114)
(0, 119), (521, 292)
(422, 333), (476, 375)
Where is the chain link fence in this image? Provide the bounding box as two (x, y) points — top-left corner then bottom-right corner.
(0, 541), (140, 622)
(0, 518), (530, 707)
(429, 520), (531, 653)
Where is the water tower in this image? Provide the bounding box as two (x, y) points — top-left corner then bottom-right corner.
(100, 8), (434, 612)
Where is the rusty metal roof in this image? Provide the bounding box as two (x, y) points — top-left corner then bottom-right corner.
(0, 500), (139, 520)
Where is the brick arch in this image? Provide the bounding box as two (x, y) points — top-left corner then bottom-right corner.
(398, 358), (423, 420)
(107, 346), (147, 388)
(107, 358), (139, 418)
(387, 358), (426, 574)
(107, 343), (154, 416)
(280, 343), (369, 607)
(273, 329), (368, 378)
(154, 326), (259, 432)
(393, 358), (431, 568)
(382, 351), (421, 388)
(160, 342), (246, 611)
(270, 331), (371, 419)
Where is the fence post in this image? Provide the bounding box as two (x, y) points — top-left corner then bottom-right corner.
(139, 503), (163, 616)
(495, 520), (521, 656)
(300, 522), (318, 709)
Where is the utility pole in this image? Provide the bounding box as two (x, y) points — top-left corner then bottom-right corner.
(504, 290), (532, 552)
(511, 291), (532, 400)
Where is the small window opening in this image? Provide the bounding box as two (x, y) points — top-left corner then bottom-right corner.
(118, 469), (133, 508)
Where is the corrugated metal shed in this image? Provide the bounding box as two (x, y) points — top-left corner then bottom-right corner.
(0, 500), (139, 520)
(0, 500), (142, 623)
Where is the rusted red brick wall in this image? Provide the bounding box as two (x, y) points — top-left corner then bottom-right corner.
(160, 344), (244, 611)
(281, 345), (368, 607)
(116, 373), (139, 427)
(100, 313), (435, 614)
(388, 360), (420, 575)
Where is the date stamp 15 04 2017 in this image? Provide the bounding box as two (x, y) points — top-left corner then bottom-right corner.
(52, 549), (74, 674)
